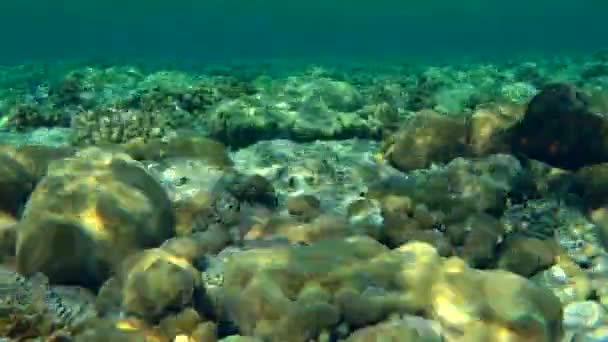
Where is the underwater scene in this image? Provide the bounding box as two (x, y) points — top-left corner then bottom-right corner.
(2, 1), (608, 341)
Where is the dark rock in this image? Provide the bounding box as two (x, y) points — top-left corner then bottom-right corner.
(510, 83), (608, 170)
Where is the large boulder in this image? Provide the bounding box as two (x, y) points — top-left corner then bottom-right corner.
(16, 148), (175, 288)
(510, 83), (608, 170)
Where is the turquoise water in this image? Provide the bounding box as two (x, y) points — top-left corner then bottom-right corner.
(1, 0), (607, 63)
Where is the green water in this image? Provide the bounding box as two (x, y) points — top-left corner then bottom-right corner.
(1, 0), (607, 63)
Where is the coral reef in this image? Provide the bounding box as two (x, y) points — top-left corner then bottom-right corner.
(1, 54), (608, 341)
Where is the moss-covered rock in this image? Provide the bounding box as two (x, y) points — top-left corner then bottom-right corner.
(207, 78), (381, 147)
(172, 188), (241, 238)
(121, 134), (233, 168)
(372, 154), (522, 226)
(160, 228), (231, 265)
(218, 238), (563, 342)
(117, 248), (210, 323)
(498, 237), (557, 277)
(468, 103), (524, 156)
(344, 317), (442, 342)
(219, 237), (392, 341)
(243, 212), (351, 244)
(432, 258), (563, 342)
(0, 144), (76, 179)
(287, 194), (322, 220)
(574, 163), (608, 209)
(0, 155), (35, 218)
(387, 111), (470, 172)
(16, 148), (175, 288)
(458, 213), (505, 268)
(0, 215), (16, 262)
(220, 173), (277, 208)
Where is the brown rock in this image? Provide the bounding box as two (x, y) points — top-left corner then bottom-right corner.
(510, 83), (608, 170)
(388, 111), (470, 172)
(16, 148), (175, 288)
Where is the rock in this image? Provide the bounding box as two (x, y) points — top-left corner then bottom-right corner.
(122, 134), (233, 168)
(0, 214), (17, 261)
(346, 198), (384, 236)
(171, 189), (241, 237)
(0, 151), (36, 218)
(158, 308), (207, 338)
(0, 144), (75, 180)
(221, 173), (277, 208)
(145, 157), (229, 204)
(220, 237), (390, 341)
(190, 321), (218, 342)
(344, 317), (442, 342)
(591, 208), (608, 252)
(117, 248), (210, 323)
(387, 111), (470, 172)
(243, 213), (351, 244)
(510, 83), (608, 170)
(207, 78), (381, 147)
(431, 258), (563, 342)
(575, 163), (608, 209)
(160, 228), (231, 265)
(299, 79), (364, 112)
(287, 194), (322, 220)
(498, 237), (557, 277)
(371, 154), (523, 227)
(459, 213), (505, 268)
(218, 238), (563, 342)
(468, 103), (524, 156)
(16, 148), (175, 288)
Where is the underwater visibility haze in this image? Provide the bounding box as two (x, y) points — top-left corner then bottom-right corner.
(1, 1), (608, 341)
(1, 0), (608, 61)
